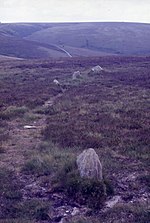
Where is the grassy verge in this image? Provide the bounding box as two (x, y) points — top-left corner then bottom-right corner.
(22, 141), (113, 209)
(0, 167), (51, 221)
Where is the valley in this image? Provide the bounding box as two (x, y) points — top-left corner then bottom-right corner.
(0, 22), (150, 59)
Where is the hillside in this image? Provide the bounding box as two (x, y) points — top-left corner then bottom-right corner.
(0, 56), (149, 222)
(25, 22), (150, 55)
(0, 23), (70, 58)
(0, 22), (150, 58)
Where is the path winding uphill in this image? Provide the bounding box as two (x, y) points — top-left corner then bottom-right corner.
(54, 45), (73, 57)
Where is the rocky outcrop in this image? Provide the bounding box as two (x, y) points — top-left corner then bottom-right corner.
(76, 148), (103, 181)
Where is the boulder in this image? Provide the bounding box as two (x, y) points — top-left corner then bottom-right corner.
(91, 65), (103, 73)
(72, 71), (81, 80)
(76, 148), (103, 181)
(53, 79), (60, 85)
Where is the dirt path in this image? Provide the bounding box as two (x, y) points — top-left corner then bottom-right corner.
(0, 93), (63, 172)
(54, 45), (72, 58)
(1, 116), (45, 172)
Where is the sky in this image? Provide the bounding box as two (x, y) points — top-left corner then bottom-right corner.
(0, 0), (150, 23)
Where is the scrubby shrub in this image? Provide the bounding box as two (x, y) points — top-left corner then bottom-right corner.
(54, 160), (112, 209)
(23, 112), (40, 122)
(138, 174), (150, 191)
(26, 98), (45, 109)
(134, 210), (150, 223)
(0, 106), (28, 120)
(0, 220), (34, 223)
(3, 199), (50, 220)
(63, 217), (100, 223)
(0, 168), (22, 201)
(23, 142), (113, 210)
(103, 178), (114, 196)
(22, 155), (53, 175)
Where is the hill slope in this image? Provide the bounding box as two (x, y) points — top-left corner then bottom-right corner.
(0, 22), (150, 58)
(26, 22), (150, 55)
(0, 33), (67, 58)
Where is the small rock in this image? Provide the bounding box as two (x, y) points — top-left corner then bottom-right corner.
(53, 79), (60, 85)
(91, 65), (103, 73)
(72, 71), (81, 80)
(71, 207), (80, 216)
(105, 195), (122, 208)
(24, 125), (37, 129)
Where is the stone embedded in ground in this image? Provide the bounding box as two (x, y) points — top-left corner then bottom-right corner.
(53, 79), (60, 85)
(23, 125), (37, 129)
(72, 71), (81, 80)
(91, 65), (103, 73)
(105, 195), (122, 208)
(71, 207), (80, 216)
(76, 148), (103, 180)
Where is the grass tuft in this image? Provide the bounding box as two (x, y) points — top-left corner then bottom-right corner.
(0, 106), (28, 120)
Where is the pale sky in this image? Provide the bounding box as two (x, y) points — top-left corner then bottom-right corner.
(0, 0), (150, 23)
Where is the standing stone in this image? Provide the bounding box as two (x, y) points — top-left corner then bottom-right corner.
(53, 79), (60, 85)
(91, 65), (103, 73)
(76, 148), (103, 181)
(72, 71), (81, 80)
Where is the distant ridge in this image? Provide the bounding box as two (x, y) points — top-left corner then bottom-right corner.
(0, 22), (150, 59)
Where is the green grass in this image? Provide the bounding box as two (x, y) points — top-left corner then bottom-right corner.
(22, 141), (113, 209)
(22, 154), (54, 175)
(0, 168), (22, 200)
(0, 119), (9, 145)
(1, 199), (50, 221)
(0, 56), (149, 222)
(43, 77), (150, 164)
(0, 220), (34, 223)
(65, 201), (150, 223)
(22, 141), (78, 175)
(64, 217), (100, 223)
(0, 167), (50, 220)
(8, 199), (50, 220)
(0, 106), (28, 120)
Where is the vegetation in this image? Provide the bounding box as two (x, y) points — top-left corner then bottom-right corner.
(22, 141), (113, 209)
(0, 56), (149, 222)
(0, 106), (28, 120)
(1, 23), (150, 59)
(0, 168), (22, 200)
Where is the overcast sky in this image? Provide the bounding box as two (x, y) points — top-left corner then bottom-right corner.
(0, 0), (150, 23)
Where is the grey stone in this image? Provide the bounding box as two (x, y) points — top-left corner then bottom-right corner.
(76, 148), (103, 180)
(72, 71), (81, 80)
(91, 65), (103, 73)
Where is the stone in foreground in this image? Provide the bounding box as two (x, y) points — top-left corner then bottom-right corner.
(76, 148), (103, 180)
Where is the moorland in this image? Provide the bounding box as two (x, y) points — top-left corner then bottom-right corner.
(0, 22), (150, 59)
(0, 55), (150, 222)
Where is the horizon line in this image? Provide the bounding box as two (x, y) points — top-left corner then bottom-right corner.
(1, 20), (150, 25)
